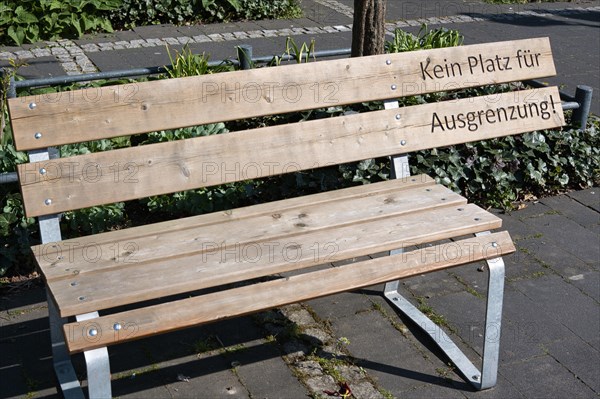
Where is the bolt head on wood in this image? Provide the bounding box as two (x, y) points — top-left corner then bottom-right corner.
(29, 102), (37, 110)
(34, 132), (42, 139)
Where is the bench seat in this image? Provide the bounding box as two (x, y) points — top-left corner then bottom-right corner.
(34, 175), (513, 352)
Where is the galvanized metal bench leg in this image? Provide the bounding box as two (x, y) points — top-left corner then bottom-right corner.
(48, 291), (86, 399)
(76, 313), (112, 399)
(31, 148), (111, 397)
(383, 234), (505, 390)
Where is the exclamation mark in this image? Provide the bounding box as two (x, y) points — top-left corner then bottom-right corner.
(550, 95), (557, 114)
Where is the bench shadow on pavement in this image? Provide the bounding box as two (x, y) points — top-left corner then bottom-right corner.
(1, 285), (479, 398)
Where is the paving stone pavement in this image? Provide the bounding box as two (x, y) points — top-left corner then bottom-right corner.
(1, 1), (599, 398)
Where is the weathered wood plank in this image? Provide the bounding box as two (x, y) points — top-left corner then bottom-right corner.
(19, 87), (564, 217)
(62, 231), (515, 353)
(48, 203), (500, 317)
(36, 178), (450, 281)
(10, 38), (556, 150)
(34, 175), (435, 278)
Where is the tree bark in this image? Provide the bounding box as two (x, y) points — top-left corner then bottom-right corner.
(351, 0), (386, 57)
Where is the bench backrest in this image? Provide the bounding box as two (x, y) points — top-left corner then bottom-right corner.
(10, 38), (564, 219)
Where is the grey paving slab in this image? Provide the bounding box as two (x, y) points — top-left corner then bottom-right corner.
(85, 42), (227, 72)
(199, 21), (266, 35)
(108, 319), (265, 398)
(302, 30), (353, 50)
(174, 24), (212, 37)
(147, 359), (249, 399)
(330, 309), (471, 394)
(74, 32), (120, 45)
(306, 289), (376, 320)
(123, 46), (185, 69)
(204, 36), (281, 59)
(401, 270), (467, 299)
(0, 300), (58, 399)
(500, 285), (586, 361)
(86, 47), (139, 71)
(425, 290), (488, 358)
(113, 30), (146, 42)
(0, 56), (64, 80)
(301, 1), (353, 26)
(568, 270), (600, 302)
(464, 375), (527, 399)
(133, 24), (184, 39)
(520, 235), (596, 280)
(494, 211), (538, 240)
(451, 247), (546, 290)
(512, 274), (600, 350)
(546, 338), (600, 393)
(540, 194), (600, 233)
(395, 382), (468, 399)
(568, 187), (600, 213)
(229, 341), (310, 399)
(519, 212), (599, 266)
(503, 201), (597, 280)
(499, 354), (597, 398)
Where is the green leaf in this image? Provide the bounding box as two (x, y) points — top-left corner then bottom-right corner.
(227, 0), (241, 11)
(49, 0), (63, 10)
(7, 25), (25, 46)
(71, 13), (83, 36)
(15, 8), (38, 23)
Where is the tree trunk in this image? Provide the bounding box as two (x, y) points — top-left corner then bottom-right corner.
(351, 0), (386, 57)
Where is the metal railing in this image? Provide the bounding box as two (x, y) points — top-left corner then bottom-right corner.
(0, 44), (594, 185)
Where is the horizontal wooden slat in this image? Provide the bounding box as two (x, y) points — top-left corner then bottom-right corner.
(36, 177), (442, 281)
(19, 87), (564, 217)
(34, 175), (434, 276)
(47, 202), (500, 318)
(10, 38), (556, 150)
(62, 231), (515, 353)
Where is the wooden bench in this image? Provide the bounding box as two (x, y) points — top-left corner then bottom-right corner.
(9, 37), (564, 398)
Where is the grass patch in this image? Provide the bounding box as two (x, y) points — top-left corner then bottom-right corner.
(450, 273), (484, 299)
(379, 388), (395, 399)
(307, 353), (349, 383)
(508, 270), (546, 282)
(435, 364), (457, 382)
(416, 297), (457, 334)
(114, 364), (160, 380)
(370, 300), (409, 336)
(22, 368), (39, 399)
(222, 343), (246, 354)
(192, 335), (220, 354)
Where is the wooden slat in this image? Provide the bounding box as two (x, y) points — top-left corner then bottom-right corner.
(10, 38), (556, 150)
(35, 175), (435, 279)
(47, 202), (500, 317)
(19, 87), (564, 217)
(62, 231), (515, 353)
